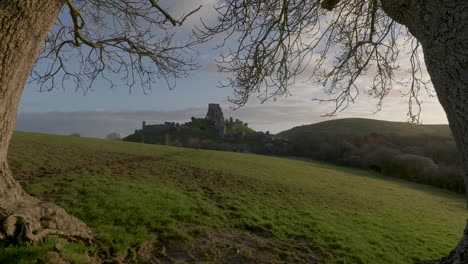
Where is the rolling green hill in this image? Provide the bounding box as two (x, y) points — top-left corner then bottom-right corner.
(277, 118), (462, 193)
(3, 131), (466, 263)
(278, 118), (452, 139)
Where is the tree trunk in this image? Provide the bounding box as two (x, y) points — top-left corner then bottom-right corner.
(382, 0), (468, 262)
(0, 0), (92, 242)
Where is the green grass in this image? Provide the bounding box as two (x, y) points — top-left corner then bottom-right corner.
(3, 131), (466, 263)
(225, 122), (256, 135)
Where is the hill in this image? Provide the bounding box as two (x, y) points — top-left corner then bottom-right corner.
(278, 118), (462, 193)
(3, 131), (466, 263)
(278, 118), (452, 138)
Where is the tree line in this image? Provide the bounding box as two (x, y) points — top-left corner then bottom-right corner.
(288, 132), (463, 193)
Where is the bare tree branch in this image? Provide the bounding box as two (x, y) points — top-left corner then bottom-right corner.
(197, 0), (429, 121)
(148, 0), (202, 27)
(30, 0), (202, 94)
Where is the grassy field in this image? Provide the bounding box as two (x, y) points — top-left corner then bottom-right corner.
(2, 131), (466, 263)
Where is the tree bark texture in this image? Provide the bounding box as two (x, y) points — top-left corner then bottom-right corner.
(382, 0), (468, 262)
(0, 0), (92, 242)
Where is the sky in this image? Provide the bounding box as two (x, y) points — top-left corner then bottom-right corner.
(15, 1), (449, 138)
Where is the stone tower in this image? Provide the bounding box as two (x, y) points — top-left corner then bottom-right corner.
(205, 104), (225, 138)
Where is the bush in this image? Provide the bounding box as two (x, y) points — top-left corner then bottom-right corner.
(360, 145), (400, 173)
(105, 132), (121, 140)
(391, 154), (438, 181)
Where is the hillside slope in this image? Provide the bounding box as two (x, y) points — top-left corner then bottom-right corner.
(278, 118), (452, 139)
(278, 118), (462, 193)
(3, 131), (466, 263)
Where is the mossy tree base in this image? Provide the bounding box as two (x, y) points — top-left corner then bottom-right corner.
(0, 163), (93, 243)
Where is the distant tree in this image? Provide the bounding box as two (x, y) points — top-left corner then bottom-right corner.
(173, 139), (183, 147)
(187, 137), (201, 148)
(69, 132), (81, 137)
(105, 132), (121, 140)
(393, 153), (438, 180)
(164, 133), (172, 146)
(361, 145), (400, 172)
(318, 142), (335, 161)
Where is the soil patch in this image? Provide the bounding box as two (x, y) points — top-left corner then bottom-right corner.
(136, 229), (318, 264)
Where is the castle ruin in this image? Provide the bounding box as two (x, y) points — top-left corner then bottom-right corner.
(138, 103), (249, 140)
(205, 103), (225, 138)
(127, 103), (288, 154)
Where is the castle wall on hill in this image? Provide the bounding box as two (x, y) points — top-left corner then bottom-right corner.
(141, 121), (180, 133)
(225, 117), (246, 127)
(142, 125), (169, 133)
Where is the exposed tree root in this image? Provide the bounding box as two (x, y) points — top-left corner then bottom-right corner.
(1, 199), (93, 243)
(0, 161), (93, 244)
